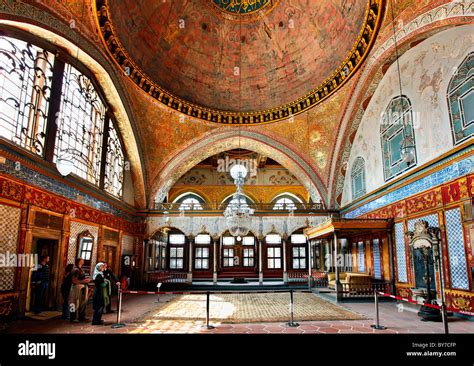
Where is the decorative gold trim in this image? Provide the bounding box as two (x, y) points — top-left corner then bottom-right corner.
(93, 0), (385, 125)
(445, 289), (474, 297)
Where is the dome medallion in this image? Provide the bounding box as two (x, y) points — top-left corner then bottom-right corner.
(211, 0), (277, 20)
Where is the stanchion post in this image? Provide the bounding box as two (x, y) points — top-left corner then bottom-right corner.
(441, 304), (449, 335)
(286, 289), (299, 327)
(203, 290), (215, 330)
(156, 282), (162, 303)
(112, 281), (125, 329)
(371, 290), (386, 330)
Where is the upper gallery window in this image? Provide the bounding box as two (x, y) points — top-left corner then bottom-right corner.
(380, 96), (417, 181)
(0, 36), (54, 156)
(273, 198), (297, 211)
(173, 193), (205, 210)
(272, 193), (301, 210)
(447, 52), (473, 145)
(0, 34), (126, 199)
(351, 157), (366, 200)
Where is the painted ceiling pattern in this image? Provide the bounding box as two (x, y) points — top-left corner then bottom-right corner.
(94, 0), (384, 123)
(1, 0), (465, 209)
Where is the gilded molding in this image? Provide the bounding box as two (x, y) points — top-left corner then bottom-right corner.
(93, 0), (385, 125)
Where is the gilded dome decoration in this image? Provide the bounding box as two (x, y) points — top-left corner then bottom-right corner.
(94, 0), (385, 124)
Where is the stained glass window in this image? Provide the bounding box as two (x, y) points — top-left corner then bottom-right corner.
(380, 96), (417, 181)
(54, 63), (105, 185)
(104, 122), (125, 197)
(351, 157), (366, 200)
(0, 36), (54, 156)
(0, 34), (128, 200)
(448, 53), (474, 145)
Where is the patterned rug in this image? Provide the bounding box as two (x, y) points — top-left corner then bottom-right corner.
(137, 293), (365, 323)
(25, 311), (62, 321)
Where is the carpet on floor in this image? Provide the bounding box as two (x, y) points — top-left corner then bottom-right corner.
(25, 311), (62, 321)
(136, 293), (365, 323)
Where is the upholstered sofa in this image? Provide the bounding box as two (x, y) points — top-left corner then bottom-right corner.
(327, 272), (372, 291)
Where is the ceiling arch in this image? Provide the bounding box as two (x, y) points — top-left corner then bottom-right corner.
(150, 129), (328, 208)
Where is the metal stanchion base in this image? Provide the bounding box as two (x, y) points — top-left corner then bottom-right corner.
(370, 324), (386, 330)
(286, 322), (300, 327)
(111, 323), (126, 329)
(202, 324), (215, 330)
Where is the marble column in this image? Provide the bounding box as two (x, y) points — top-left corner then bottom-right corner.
(334, 231), (343, 302)
(307, 239), (312, 290)
(212, 235), (219, 285)
(282, 233), (288, 284)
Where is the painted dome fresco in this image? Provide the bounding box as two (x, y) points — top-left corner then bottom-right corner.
(96, 0), (383, 123)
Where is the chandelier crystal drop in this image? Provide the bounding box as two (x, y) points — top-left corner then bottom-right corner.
(224, 163), (254, 237)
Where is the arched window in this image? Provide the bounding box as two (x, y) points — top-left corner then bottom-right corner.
(380, 96), (417, 181)
(448, 53), (473, 145)
(221, 194), (253, 209)
(271, 193), (302, 210)
(351, 157), (366, 200)
(0, 36), (54, 156)
(0, 34), (126, 198)
(173, 193), (205, 210)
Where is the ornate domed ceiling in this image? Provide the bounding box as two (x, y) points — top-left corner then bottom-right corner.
(95, 0), (384, 123)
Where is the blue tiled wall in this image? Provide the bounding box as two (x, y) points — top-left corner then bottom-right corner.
(343, 154), (473, 219)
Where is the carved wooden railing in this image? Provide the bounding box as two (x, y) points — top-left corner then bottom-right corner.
(147, 271), (188, 284)
(153, 202), (332, 213)
(287, 272), (308, 283)
(310, 270), (329, 287)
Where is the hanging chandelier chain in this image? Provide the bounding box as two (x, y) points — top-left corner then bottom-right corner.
(390, 0), (404, 100)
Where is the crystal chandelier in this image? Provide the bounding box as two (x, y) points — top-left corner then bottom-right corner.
(224, 163), (254, 238)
